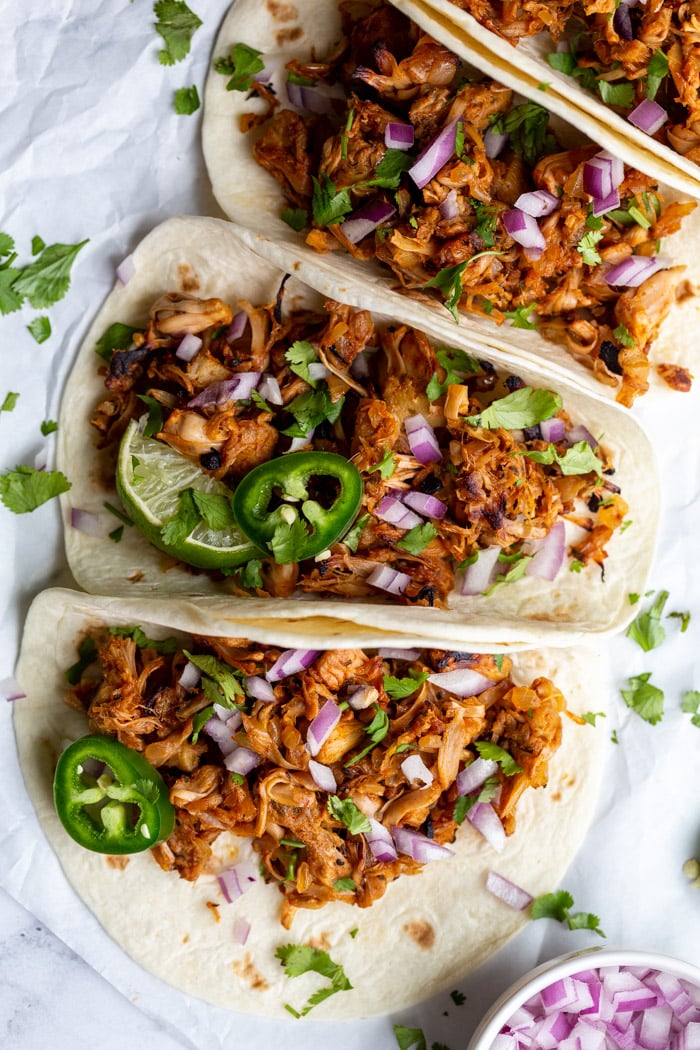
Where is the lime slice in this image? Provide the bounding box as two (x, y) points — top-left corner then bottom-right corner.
(116, 417), (259, 570)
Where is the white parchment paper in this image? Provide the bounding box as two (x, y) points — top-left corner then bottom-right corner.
(0, 2), (698, 1047)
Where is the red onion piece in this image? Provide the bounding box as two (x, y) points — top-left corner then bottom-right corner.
(427, 667), (493, 697)
(226, 310), (248, 343)
(375, 495), (423, 530)
(377, 647), (422, 660)
(246, 675), (276, 703)
(605, 254), (671, 288)
(629, 98), (668, 135)
(514, 190), (559, 217)
(484, 126), (508, 158)
(467, 801), (506, 851)
(340, 199), (396, 244)
(178, 660), (201, 690)
(461, 545), (501, 596)
(350, 350), (370, 379)
(306, 698), (341, 756)
(285, 428), (315, 453)
(385, 121), (414, 150)
(175, 333), (202, 362)
(367, 565), (412, 596)
(286, 79), (338, 115)
(583, 151), (624, 200)
(307, 361), (330, 383)
(526, 521), (566, 582)
(401, 491), (447, 519)
(217, 860), (259, 903)
(70, 507), (106, 537)
(232, 916), (251, 945)
(539, 417), (566, 443)
(257, 374), (283, 406)
(408, 119), (458, 189)
(455, 756), (499, 795)
(591, 187), (621, 217)
(214, 705), (242, 728)
(439, 188), (460, 220)
(400, 753), (433, 787)
(486, 870), (534, 910)
(116, 254), (135, 286)
(347, 685), (379, 710)
(187, 372), (261, 408)
(204, 715), (239, 756)
(224, 746), (261, 775)
(566, 423), (598, 448)
(391, 825), (454, 862)
(1, 676), (26, 702)
(308, 758), (337, 792)
(266, 648), (321, 683)
(503, 208), (546, 252)
(366, 818), (398, 863)
(405, 413), (442, 465)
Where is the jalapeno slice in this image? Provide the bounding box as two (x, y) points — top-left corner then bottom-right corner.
(53, 734), (175, 855)
(231, 451), (363, 563)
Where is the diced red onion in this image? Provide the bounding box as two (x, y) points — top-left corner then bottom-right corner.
(116, 254), (135, 286)
(591, 187), (621, 217)
(226, 311), (248, 343)
(70, 507), (106, 537)
(515, 190), (559, 217)
(1, 676), (26, 702)
(203, 715), (239, 756)
(408, 119), (458, 189)
(402, 491), (447, 519)
(350, 351), (370, 379)
(257, 374), (283, 405)
(503, 209), (546, 252)
(539, 417), (566, 443)
(347, 685), (379, 710)
(366, 818), (398, 863)
(583, 151), (624, 201)
(285, 428), (315, 453)
(566, 424), (597, 448)
(306, 698), (341, 756)
(308, 759), (337, 792)
(214, 705), (242, 728)
(340, 199), (396, 243)
(375, 495), (423, 530)
(307, 361), (330, 382)
(456, 757), (499, 795)
(385, 121), (414, 150)
(629, 98), (668, 135)
(439, 188), (460, 220)
(526, 521), (566, 582)
(377, 647), (422, 660)
(405, 413), (442, 465)
(286, 79), (337, 115)
(187, 372), (261, 408)
(467, 801), (506, 851)
(224, 746), (261, 775)
(246, 675), (276, 703)
(461, 545), (501, 596)
(605, 254), (671, 288)
(217, 860), (259, 903)
(400, 753), (434, 787)
(266, 648), (321, 683)
(484, 127), (508, 158)
(175, 333), (202, 362)
(486, 870), (534, 910)
(232, 916), (251, 945)
(367, 565), (412, 596)
(391, 825), (454, 863)
(178, 660), (201, 690)
(427, 667), (493, 697)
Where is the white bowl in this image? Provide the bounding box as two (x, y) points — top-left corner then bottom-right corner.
(466, 947), (700, 1050)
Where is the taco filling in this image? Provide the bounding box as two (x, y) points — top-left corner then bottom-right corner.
(61, 626), (569, 929)
(224, 0), (695, 404)
(91, 290), (627, 605)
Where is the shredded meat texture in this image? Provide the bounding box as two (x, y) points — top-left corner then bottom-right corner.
(243, 0), (696, 403)
(68, 631), (569, 924)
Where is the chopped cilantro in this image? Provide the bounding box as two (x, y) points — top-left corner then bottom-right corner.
(108, 526), (124, 543)
(364, 149), (414, 190)
(470, 198), (500, 247)
(27, 316), (51, 344)
(238, 558), (264, 590)
(455, 120), (465, 159)
(531, 889), (605, 937)
(450, 990), (466, 1006)
(214, 41), (264, 90)
(109, 626), (178, 653)
(475, 740), (522, 775)
(620, 672), (664, 725)
(183, 650), (244, 705)
(466, 387), (562, 430)
(426, 253), (503, 323)
(620, 519), (633, 533)
(342, 512), (370, 553)
(383, 670), (429, 699)
(569, 559), (584, 573)
(64, 636), (98, 684)
(345, 704), (390, 766)
(646, 50), (669, 101)
(453, 775), (499, 824)
(174, 85), (200, 114)
(577, 228), (603, 266)
(333, 878), (356, 892)
(282, 386), (344, 437)
(311, 174), (353, 227)
(251, 390), (272, 413)
(581, 711), (606, 726)
(368, 446), (396, 480)
(154, 0), (202, 66)
(285, 339), (319, 385)
(503, 302), (537, 329)
(597, 79), (634, 109)
(394, 1026), (427, 1050)
(613, 323), (635, 347)
(611, 729), (619, 744)
(12, 239), (88, 309)
(669, 610), (690, 632)
(327, 795), (371, 834)
(95, 322), (139, 361)
(1, 392), (19, 413)
(681, 691), (700, 729)
(276, 944), (352, 1017)
(516, 440), (603, 477)
(490, 102), (557, 165)
(190, 704), (215, 743)
(485, 555), (532, 594)
(397, 521), (437, 555)
(41, 419), (58, 436)
(270, 513), (309, 564)
(31, 235), (45, 255)
(281, 207), (309, 232)
(625, 590), (668, 651)
(0, 466), (71, 513)
(136, 393), (164, 438)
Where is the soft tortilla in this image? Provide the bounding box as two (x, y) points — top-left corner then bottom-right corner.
(201, 0), (700, 397)
(13, 586), (608, 1019)
(391, 0), (700, 200)
(58, 215), (659, 648)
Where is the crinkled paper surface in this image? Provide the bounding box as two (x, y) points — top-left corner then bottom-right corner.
(0, 2), (698, 1048)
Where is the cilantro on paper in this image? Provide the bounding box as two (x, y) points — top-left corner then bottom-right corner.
(626, 589), (668, 651)
(681, 691), (700, 728)
(531, 890), (605, 938)
(154, 0), (202, 66)
(0, 265), (23, 315)
(0, 466), (71, 513)
(1, 392), (19, 413)
(451, 990), (466, 1006)
(620, 672), (664, 725)
(669, 610), (690, 632)
(277, 944), (352, 1017)
(174, 85), (200, 114)
(13, 239), (88, 309)
(31, 235), (45, 255)
(466, 387), (562, 430)
(27, 316), (51, 344)
(215, 42), (264, 91)
(581, 711), (606, 726)
(394, 1027), (427, 1050)
(0, 233), (15, 257)
(41, 419), (58, 436)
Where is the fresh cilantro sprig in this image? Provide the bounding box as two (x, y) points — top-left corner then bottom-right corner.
(397, 521), (437, 555)
(327, 795), (371, 834)
(345, 704), (390, 766)
(276, 944), (352, 1017)
(474, 740), (522, 775)
(531, 889), (605, 937)
(453, 775), (499, 824)
(183, 650), (244, 706)
(368, 446), (396, 480)
(515, 440), (603, 477)
(108, 626), (178, 654)
(0, 235), (88, 316)
(577, 228), (603, 266)
(489, 102), (557, 165)
(465, 387), (562, 430)
(282, 386), (344, 437)
(0, 466), (71, 513)
(285, 340), (319, 385)
(154, 0), (202, 66)
(625, 590), (668, 651)
(425, 252), (503, 323)
(383, 670), (429, 699)
(620, 672), (664, 725)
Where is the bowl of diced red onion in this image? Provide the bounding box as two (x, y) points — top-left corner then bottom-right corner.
(466, 949), (700, 1050)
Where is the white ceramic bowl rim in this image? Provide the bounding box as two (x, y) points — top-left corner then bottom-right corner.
(466, 947), (700, 1050)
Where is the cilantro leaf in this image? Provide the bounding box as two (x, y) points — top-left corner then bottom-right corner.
(364, 149), (413, 190)
(681, 691), (700, 728)
(174, 85), (200, 115)
(451, 990), (466, 1006)
(311, 174), (353, 227)
(625, 590), (669, 651)
(397, 521), (437, 555)
(620, 672), (664, 725)
(282, 387), (344, 437)
(368, 446), (396, 480)
(597, 79), (634, 109)
(484, 554), (533, 594)
(281, 207), (309, 232)
(41, 419), (58, 436)
(238, 558), (263, 590)
(345, 704), (390, 765)
(13, 239), (88, 309)
(470, 198), (499, 247)
(475, 740), (522, 775)
(577, 228), (603, 266)
(516, 440), (603, 477)
(425, 262), (466, 323)
(137, 394), (164, 438)
(669, 610), (690, 632)
(108, 625), (178, 653)
(342, 512), (369, 553)
(191, 489), (237, 531)
(466, 387), (562, 430)
(154, 0), (202, 66)
(183, 650), (244, 704)
(27, 316), (51, 344)
(383, 670), (429, 699)
(327, 795), (371, 834)
(1, 392), (19, 413)
(95, 322), (139, 362)
(646, 50), (669, 101)
(453, 775), (499, 824)
(0, 233), (15, 257)
(0, 266), (24, 315)
(160, 487), (200, 546)
(285, 339), (319, 384)
(503, 302), (537, 329)
(0, 466), (71, 513)
(581, 711), (606, 726)
(613, 323), (635, 348)
(394, 1026), (427, 1050)
(276, 944), (352, 1017)
(531, 889), (605, 937)
(269, 513), (309, 564)
(31, 235), (45, 255)
(490, 102), (556, 165)
(546, 51), (578, 77)
(214, 42), (264, 91)
(333, 878), (356, 892)
(65, 636), (98, 684)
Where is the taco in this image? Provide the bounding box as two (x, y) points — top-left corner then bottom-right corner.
(58, 214), (658, 648)
(201, 0), (700, 405)
(389, 0), (700, 200)
(13, 586), (608, 1018)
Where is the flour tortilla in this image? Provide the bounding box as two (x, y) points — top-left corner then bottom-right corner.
(391, 0), (700, 200)
(201, 0), (700, 397)
(58, 215), (659, 648)
(13, 586), (608, 1019)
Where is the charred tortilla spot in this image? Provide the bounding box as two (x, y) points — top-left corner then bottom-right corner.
(232, 955), (270, 991)
(177, 263), (200, 294)
(105, 855), (129, 870)
(266, 0), (298, 20)
(276, 26), (303, 46)
(403, 919), (435, 950)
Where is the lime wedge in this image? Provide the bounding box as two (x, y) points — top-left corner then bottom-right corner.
(115, 417), (259, 570)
